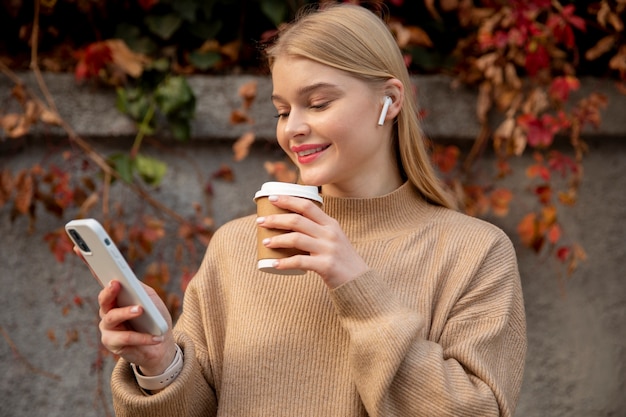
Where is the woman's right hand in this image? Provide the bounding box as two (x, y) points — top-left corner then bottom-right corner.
(98, 280), (177, 376)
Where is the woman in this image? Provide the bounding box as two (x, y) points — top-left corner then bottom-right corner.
(97, 4), (526, 416)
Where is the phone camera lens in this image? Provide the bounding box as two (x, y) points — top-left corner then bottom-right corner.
(69, 230), (91, 252)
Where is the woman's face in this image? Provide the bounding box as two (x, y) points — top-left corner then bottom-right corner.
(271, 56), (402, 197)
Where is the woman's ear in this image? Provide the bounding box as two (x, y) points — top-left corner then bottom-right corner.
(380, 78), (404, 124)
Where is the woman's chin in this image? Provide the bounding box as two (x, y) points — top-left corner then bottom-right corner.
(297, 173), (325, 187)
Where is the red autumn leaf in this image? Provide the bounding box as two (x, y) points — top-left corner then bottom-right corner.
(74, 41), (113, 82)
(0, 169), (13, 208)
(232, 131), (255, 162)
(14, 170), (34, 214)
(211, 164), (234, 181)
(204, 181), (214, 196)
(44, 228), (74, 263)
(534, 184), (552, 205)
(167, 293), (182, 322)
(547, 16), (574, 49)
(490, 188), (513, 217)
(547, 223), (561, 244)
(496, 160), (513, 178)
(542, 205), (557, 225)
(569, 244), (588, 272)
(73, 295), (84, 307)
(180, 268), (195, 293)
(230, 109), (251, 124)
(558, 189), (577, 206)
(525, 42), (550, 77)
(517, 113), (560, 148)
(128, 218), (165, 257)
(143, 262), (170, 293)
(432, 145), (460, 174)
(137, 218), (166, 249)
(549, 76), (580, 103)
(547, 4), (586, 49)
(65, 329), (79, 347)
(517, 213), (541, 249)
(462, 185), (490, 217)
(572, 93), (608, 129)
(526, 163), (551, 181)
(556, 246), (571, 262)
(137, 0), (159, 11)
(47, 329), (57, 344)
(238, 81), (258, 110)
(548, 150), (578, 177)
(264, 161), (297, 184)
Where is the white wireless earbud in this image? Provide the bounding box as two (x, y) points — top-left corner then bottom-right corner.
(377, 96), (393, 126)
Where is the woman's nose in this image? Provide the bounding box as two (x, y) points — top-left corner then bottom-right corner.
(283, 109), (310, 138)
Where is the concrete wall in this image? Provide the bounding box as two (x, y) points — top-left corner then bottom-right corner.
(1, 73), (624, 417)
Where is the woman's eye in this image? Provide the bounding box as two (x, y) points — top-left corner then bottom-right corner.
(274, 112), (289, 119)
(310, 102), (330, 110)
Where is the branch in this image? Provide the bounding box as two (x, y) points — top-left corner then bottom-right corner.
(0, 326), (62, 381)
(0, 61), (188, 225)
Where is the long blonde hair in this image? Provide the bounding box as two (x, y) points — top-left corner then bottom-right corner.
(265, 3), (456, 209)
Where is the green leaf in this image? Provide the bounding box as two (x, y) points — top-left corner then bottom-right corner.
(115, 23), (157, 55)
(135, 154), (167, 186)
(145, 14), (183, 40)
(167, 117), (192, 141)
(129, 37), (158, 55)
(188, 20), (222, 40)
(260, 0), (288, 27)
(116, 87), (151, 121)
(108, 153), (134, 183)
(115, 87), (129, 113)
(147, 57), (171, 73)
(171, 0), (198, 21)
(189, 51), (221, 70)
(154, 76), (195, 116)
(199, 0), (218, 19)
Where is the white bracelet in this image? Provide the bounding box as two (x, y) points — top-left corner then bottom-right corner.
(131, 344), (183, 391)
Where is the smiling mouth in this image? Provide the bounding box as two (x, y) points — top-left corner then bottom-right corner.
(296, 145), (330, 157)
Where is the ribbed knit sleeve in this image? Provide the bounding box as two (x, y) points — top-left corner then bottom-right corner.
(329, 221), (526, 417)
(111, 332), (217, 417)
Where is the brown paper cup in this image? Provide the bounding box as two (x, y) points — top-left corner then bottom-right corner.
(254, 182), (323, 275)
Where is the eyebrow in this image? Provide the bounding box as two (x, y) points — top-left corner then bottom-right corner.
(271, 82), (340, 102)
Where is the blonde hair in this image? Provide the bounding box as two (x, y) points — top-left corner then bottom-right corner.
(265, 3), (456, 209)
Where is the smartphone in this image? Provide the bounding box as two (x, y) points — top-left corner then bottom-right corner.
(65, 218), (169, 336)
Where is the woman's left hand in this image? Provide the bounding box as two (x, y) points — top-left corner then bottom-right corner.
(256, 194), (368, 288)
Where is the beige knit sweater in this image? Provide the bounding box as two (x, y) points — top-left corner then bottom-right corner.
(111, 182), (526, 416)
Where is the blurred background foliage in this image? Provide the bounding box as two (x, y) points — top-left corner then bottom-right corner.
(1, 0), (622, 79)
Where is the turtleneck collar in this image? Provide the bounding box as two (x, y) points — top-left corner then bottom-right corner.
(320, 182), (433, 242)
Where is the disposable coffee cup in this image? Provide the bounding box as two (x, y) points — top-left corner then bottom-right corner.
(254, 182), (323, 275)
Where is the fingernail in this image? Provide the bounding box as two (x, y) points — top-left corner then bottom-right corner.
(152, 335), (164, 342)
(268, 195), (279, 202)
(130, 305), (140, 314)
(262, 238), (270, 246)
(272, 260), (280, 268)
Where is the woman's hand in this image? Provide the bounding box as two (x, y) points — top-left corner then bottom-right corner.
(97, 280), (176, 375)
(73, 246), (176, 376)
(256, 195), (368, 288)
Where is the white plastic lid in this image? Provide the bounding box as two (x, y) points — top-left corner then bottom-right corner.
(257, 259), (306, 275)
(254, 182), (323, 204)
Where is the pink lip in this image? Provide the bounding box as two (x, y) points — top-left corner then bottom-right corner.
(291, 143), (330, 164)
